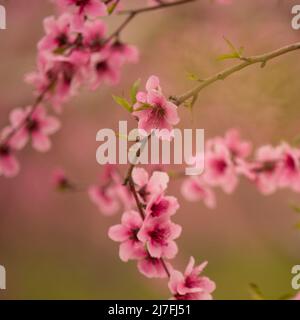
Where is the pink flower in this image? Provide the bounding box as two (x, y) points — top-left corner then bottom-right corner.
(132, 167), (169, 203)
(26, 51), (88, 111)
(56, 0), (107, 30)
(168, 257), (216, 300)
(82, 20), (107, 52)
(88, 165), (133, 215)
(133, 76), (179, 137)
(277, 143), (300, 192)
(0, 143), (20, 178)
(108, 210), (145, 262)
(89, 52), (121, 89)
(146, 193), (179, 218)
(137, 216), (182, 259)
(38, 14), (75, 53)
(137, 252), (169, 278)
(222, 128), (252, 159)
(181, 177), (216, 209)
(204, 142), (238, 193)
(89, 184), (120, 215)
(252, 145), (281, 195)
(109, 41), (139, 64)
(7, 106), (60, 152)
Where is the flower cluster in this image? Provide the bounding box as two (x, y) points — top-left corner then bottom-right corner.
(0, 0), (138, 178)
(182, 129), (300, 208)
(108, 168), (181, 277)
(106, 167), (215, 299)
(0, 105), (60, 177)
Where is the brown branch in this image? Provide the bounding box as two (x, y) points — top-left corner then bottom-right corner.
(173, 42), (300, 106)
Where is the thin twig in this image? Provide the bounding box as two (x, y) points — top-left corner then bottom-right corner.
(173, 42), (300, 105)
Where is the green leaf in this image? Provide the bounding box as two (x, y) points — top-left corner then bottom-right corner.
(249, 283), (264, 300)
(217, 36), (245, 61)
(223, 36), (238, 53)
(130, 79), (141, 105)
(134, 103), (152, 112)
(112, 95), (133, 113)
(108, 1), (118, 14)
(217, 52), (240, 61)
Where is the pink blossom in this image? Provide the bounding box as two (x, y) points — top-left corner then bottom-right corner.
(108, 210), (145, 262)
(137, 216), (182, 259)
(222, 128), (252, 159)
(0, 143), (20, 178)
(26, 51), (88, 111)
(277, 143), (300, 192)
(88, 184), (120, 215)
(181, 177), (216, 209)
(56, 0), (107, 30)
(89, 52), (121, 89)
(137, 253), (169, 278)
(252, 145), (281, 195)
(132, 167), (169, 203)
(109, 41), (139, 64)
(38, 14), (75, 53)
(146, 193), (179, 218)
(204, 141), (238, 193)
(168, 257), (216, 300)
(82, 20), (107, 52)
(8, 105), (60, 152)
(133, 76), (179, 136)
(88, 165), (133, 215)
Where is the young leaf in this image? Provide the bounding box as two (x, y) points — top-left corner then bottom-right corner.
(108, 1), (118, 15)
(217, 52), (240, 61)
(130, 79), (141, 105)
(134, 103), (152, 112)
(113, 95), (133, 113)
(217, 36), (245, 61)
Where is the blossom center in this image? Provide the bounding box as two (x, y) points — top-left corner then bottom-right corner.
(0, 144), (10, 157)
(149, 226), (169, 244)
(26, 119), (40, 132)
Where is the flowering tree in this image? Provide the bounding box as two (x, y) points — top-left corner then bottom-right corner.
(1, 0), (300, 300)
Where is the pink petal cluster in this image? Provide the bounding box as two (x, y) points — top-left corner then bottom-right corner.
(55, 0), (107, 30)
(89, 165), (133, 215)
(0, 142), (19, 178)
(182, 129), (300, 208)
(0, 105), (60, 178)
(27, 12), (138, 112)
(108, 168), (187, 282)
(168, 257), (216, 300)
(133, 76), (180, 138)
(7, 106), (60, 152)
(0, 2), (139, 178)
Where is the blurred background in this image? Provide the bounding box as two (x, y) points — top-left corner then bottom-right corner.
(0, 0), (300, 300)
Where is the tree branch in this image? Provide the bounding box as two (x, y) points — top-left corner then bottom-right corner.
(173, 42), (300, 106)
